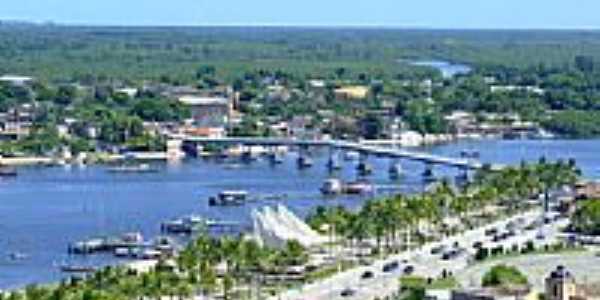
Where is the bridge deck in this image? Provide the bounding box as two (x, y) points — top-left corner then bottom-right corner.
(177, 136), (504, 170)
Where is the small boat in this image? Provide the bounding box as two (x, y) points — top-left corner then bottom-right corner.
(60, 264), (97, 273)
(389, 163), (403, 179)
(357, 162), (373, 176)
(320, 178), (343, 195)
(209, 190), (249, 206)
(69, 238), (106, 254)
(161, 215), (211, 234)
(297, 156), (313, 169)
(327, 158), (342, 171)
(0, 167), (17, 177)
(460, 150), (480, 158)
(8, 252), (28, 261)
(268, 152), (284, 164)
(344, 180), (374, 195)
(344, 151), (360, 161)
(107, 163), (158, 174)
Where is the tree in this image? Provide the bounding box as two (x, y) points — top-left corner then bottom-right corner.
(482, 265), (528, 287)
(572, 200), (600, 235)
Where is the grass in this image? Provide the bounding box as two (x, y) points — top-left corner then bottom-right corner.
(473, 244), (587, 265)
(400, 275), (459, 290)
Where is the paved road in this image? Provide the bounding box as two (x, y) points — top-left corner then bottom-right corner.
(274, 209), (547, 300)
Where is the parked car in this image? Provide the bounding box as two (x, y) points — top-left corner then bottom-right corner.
(382, 260), (400, 273)
(340, 288), (356, 297)
(403, 265), (415, 275)
(361, 270), (375, 279)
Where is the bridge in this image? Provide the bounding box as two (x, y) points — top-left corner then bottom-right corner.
(174, 136), (505, 171)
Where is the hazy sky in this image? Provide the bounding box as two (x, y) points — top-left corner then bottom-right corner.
(2, 0), (600, 29)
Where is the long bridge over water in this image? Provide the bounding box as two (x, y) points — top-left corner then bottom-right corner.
(174, 136), (505, 171)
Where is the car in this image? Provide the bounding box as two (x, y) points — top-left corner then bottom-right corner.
(340, 288), (356, 297)
(382, 261), (400, 273)
(403, 265), (415, 275)
(431, 245), (447, 255)
(361, 270), (375, 279)
(472, 241), (483, 249)
(485, 228), (498, 236)
(536, 231), (546, 240)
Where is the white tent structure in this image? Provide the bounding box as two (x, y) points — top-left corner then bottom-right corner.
(251, 205), (328, 249)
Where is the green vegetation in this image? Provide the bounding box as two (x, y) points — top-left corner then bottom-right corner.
(571, 200), (600, 235)
(400, 275), (459, 290)
(0, 234), (308, 300)
(482, 265), (529, 287)
(307, 160), (580, 255)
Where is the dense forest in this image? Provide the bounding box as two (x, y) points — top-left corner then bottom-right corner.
(2, 24), (600, 81)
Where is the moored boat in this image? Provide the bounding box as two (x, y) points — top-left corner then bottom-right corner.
(209, 190), (249, 206)
(320, 178), (343, 195)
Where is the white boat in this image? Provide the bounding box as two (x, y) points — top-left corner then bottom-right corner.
(344, 180), (374, 195)
(107, 163), (157, 173)
(297, 156), (313, 168)
(344, 151), (360, 161)
(320, 178), (343, 195)
(209, 190), (249, 206)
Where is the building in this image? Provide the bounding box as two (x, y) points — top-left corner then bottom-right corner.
(451, 287), (534, 300)
(544, 265), (600, 300)
(334, 86), (369, 100)
(0, 75), (34, 86)
(178, 96), (230, 128)
(546, 266), (578, 300)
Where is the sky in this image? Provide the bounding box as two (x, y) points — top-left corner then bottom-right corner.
(2, 0), (600, 29)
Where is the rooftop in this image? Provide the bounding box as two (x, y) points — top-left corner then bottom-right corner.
(178, 96), (229, 106)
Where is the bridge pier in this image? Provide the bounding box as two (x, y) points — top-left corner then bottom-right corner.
(326, 147), (341, 172)
(389, 159), (403, 179)
(297, 145), (313, 169)
(357, 151), (373, 176)
(422, 162), (435, 182)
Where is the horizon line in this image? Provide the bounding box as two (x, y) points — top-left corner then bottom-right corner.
(2, 19), (600, 31)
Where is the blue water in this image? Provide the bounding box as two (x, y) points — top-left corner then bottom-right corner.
(407, 60), (472, 78)
(0, 139), (598, 289)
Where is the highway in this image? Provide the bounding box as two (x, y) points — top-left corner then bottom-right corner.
(273, 209), (555, 300)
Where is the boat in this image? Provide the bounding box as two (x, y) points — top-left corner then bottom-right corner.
(107, 163), (158, 174)
(344, 180), (374, 195)
(161, 215), (210, 234)
(268, 152), (284, 164)
(0, 167), (17, 177)
(389, 163), (403, 179)
(460, 150), (480, 158)
(209, 190), (249, 206)
(297, 156), (313, 169)
(320, 178), (343, 195)
(422, 166), (436, 182)
(7, 252), (28, 261)
(69, 238), (106, 254)
(344, 151), (360, 161)
(357, 162), (373, 176)
(59, 264), (97, 273)
(327, 157), (342, 171)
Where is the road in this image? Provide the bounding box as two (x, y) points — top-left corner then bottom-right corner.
(274, 209), (551, 300)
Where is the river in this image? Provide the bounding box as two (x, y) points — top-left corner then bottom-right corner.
(0, 139), (598, 289)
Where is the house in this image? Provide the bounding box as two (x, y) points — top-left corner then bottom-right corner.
(334, 86), (369, 100)
(0, 75), (34, 86)
(451, 287), (535, 300)
(545, 265), (600, 300)
(181, 127), (226, 139)
(575, 181), (600, 200)
(178, 96), (230, 128)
